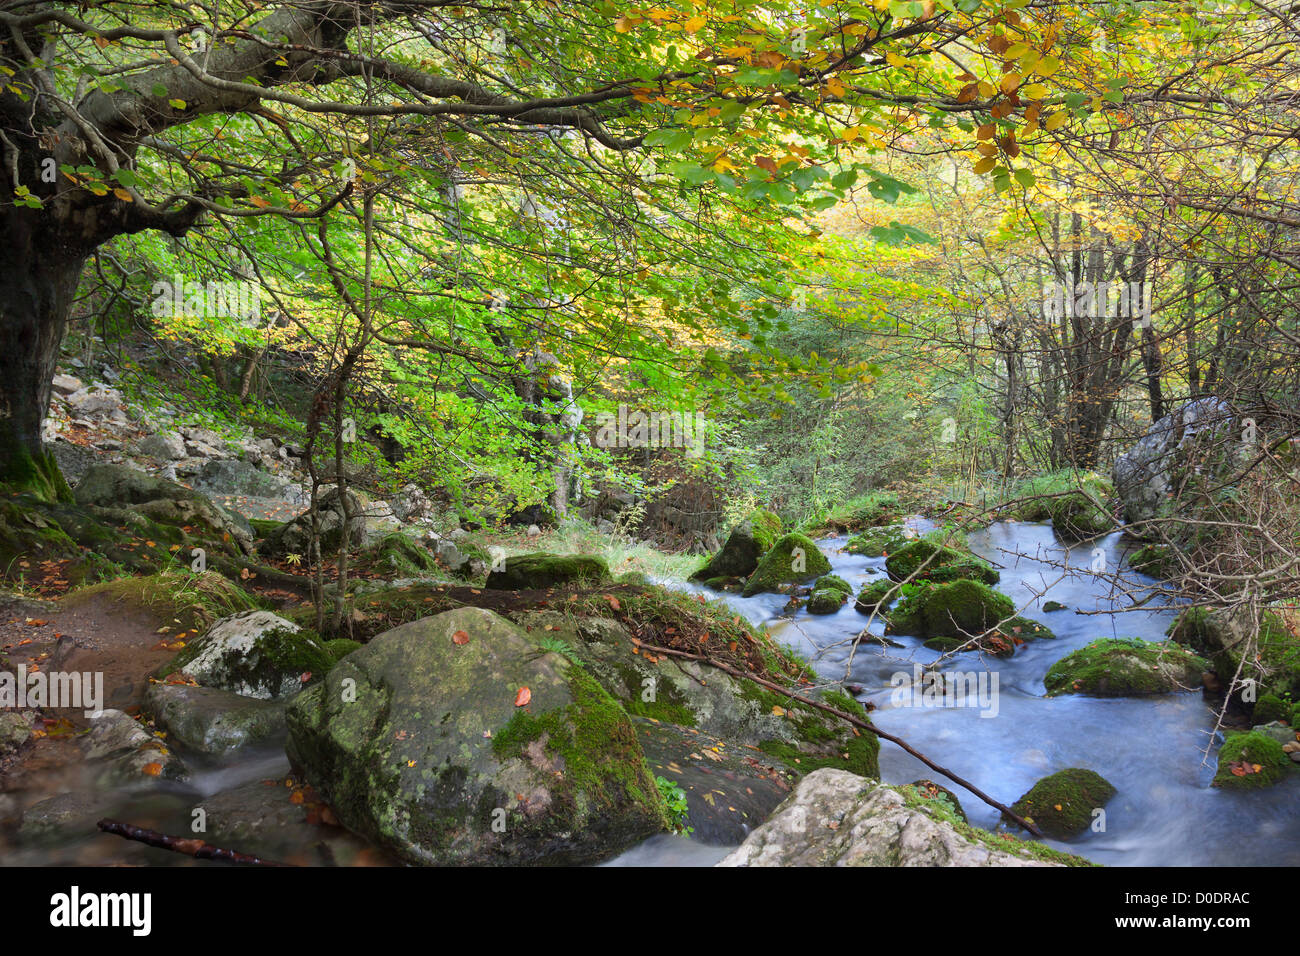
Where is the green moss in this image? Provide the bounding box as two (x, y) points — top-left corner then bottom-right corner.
(1009, 768), (1116, 839)
(741, 532), (832, 596)
(749, 509), (783, 553)
(820, 492), (903, 532)
(62, 569), (265, 631)
(815, 574), (852, 596)
(1128, 544), (1176, 578)
(248, 517), (283, 539)
(854, 578), (897, 615)
(485, 552), (611, 590)
(368, 531), (440, 576)
(324, 638), (363, 662)
(806, 587), (848, 614)
(1170, 607), (1300, 701)
(491, 667), (670, 830)
(885, 539), (999, 586)
(844, 526), (908, 557)
(1213, 730), (1292, 789)
(1010, 470), (1113, 522)
(0, 426), (73, 504)
(1045, 638), (1206, 697)
(1253, 693), (1290, 725)
(886, 578), (1015, 641)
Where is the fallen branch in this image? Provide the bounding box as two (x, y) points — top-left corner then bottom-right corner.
(96, 819), (291, 866)
(637, 641), (1045, 838)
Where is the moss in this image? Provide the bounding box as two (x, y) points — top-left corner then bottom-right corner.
(287, 584), (464, 640)
(741, 532), (832, 596)
(485, 552), (611, 590)
(1253, 693), (1290, 725)
(1045, 638), (1206, 697)
(815, 574), (853, 596)
(1009, 768), (1116, 839)
(324, 638), (363, 662)
(1042, 600), (1067, 612)
(160, 618), (334, 691)
(1213, 730), (1292, 789)
(0, 426), (73, 504)
(1128, 543), (1175, 578)
(749, 509), (783, 553)
(885, 539), (999, 586)
(368, 531), (440, 577)
(820, 492), (903, 532)
(1047, 494), (1115, 542)
(806, 587), (847, 615)
(844, 526), (908, 557)
(248, 517), (283, 539)
(854, 578), (897, 615)
(1010, 470), (1113, 523)
(62, 569), (265, 631)
(491, 667), (670, 830)
(886, 579), (1015, 641)
(1170, 607), (1300, 701)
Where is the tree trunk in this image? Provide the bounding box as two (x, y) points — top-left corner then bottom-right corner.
(0, 213), (85, 500)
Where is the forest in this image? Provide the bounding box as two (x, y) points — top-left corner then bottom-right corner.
(0, 0), (1297, 881)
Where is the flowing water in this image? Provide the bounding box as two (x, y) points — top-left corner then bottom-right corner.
(617, 520), (1300, 866)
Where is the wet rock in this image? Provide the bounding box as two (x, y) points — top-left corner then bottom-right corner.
(82, 709), (188, 784)
(144, 682), (287, 753)
(1044, 638), (1207, 697)
(1008, 768), (1115, 838)
(1213, 730), (1293, 789)
(720, 769), (1077, 866)
(156, 610), (331, 700)
(741, 533), (831, 597)
(285, 607), (667, 865)
(885, 539), (999, 586)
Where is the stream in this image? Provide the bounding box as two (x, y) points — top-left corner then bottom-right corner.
(610, 520), (1300, 867)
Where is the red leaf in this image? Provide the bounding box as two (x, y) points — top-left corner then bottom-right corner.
(452, 629), (470, 645)
(514, 686), (532, 707)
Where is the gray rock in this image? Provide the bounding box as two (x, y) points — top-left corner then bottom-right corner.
(389, 483), (433, 523)
(285, 607), (666, 865)
(719, 769), (1069, 867)
(0, 711), (33, 754)
(144, 682), (287, 753)
(82, 709), (188, 784)
(138, 431), (187, 460)
(51, 373), (84, 396)
(65, 386), (123, 417)
(1113, 397), (1234, 526)
(193, 458), (302, 504)
(261, 486), (369, 556)
(159, 610), (331, 700)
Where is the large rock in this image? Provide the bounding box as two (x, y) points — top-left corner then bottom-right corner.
(193, 459), (303, 504)
(1113, 397), (1234, 526)
(157, 610), (331, 700)
(138, 431), (187, 461)
(143, 682), (287, 753)
(741, 533), (831, 596)
(82, 709), (188, 784)
(1213, 730), (1293, 789)
(1169, 605), (1300, 701)
(484, 552), (611, 590)
(719, 769), (1079, 866)
(885, 539), (999, 586)
(285, 607), (668, 865)
(74, 462), (254, 554)
(1044, 638), (1206, 697)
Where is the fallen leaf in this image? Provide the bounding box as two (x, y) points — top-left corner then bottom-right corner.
(515, 686), (531, 707)
(452, 629), (470, 645)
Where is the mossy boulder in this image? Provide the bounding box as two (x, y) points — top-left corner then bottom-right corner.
(741, 533), (832, 597)
(1252, 693), (1291, 725)
(1127, 543), (1176, 578)
(157, 610), (332, 700)
(815, 574), (853, 596)
(855, 578), (898, 616)
(485, 552), (611, 590)
(324, 638), (363, 661)
(885, 539), (999, 586)
(806, 588), (848, 615)
(1213, 730), (1292, 789)
(886, 579), (1015, 641)
(284, 607), (668, 864)
(368, 532), (440, 577)
(844, 526), (909, 557)
(1008, 768), (1116, 839)
(691, 511), (783, 584)
(1046, 494), (1115, 542)
(1044, 638), (1207, 697)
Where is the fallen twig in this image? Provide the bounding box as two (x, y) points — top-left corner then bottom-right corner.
(96, 819), (291, 866)
(637, 641), (1045, 838)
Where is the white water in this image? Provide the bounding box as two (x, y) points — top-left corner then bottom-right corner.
(622, 520), (1300, 866)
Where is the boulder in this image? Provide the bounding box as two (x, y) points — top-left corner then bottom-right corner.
(741, 533), (832, 597)
(484, 552), (611, 590)
(690, 521), (762, 583)
(143, 682), (287, 753)
(261, 486), (369, 556)
(389, 483), (434, 523)
(193, 459), (302, 504)
(156, 610), (331, 700)
(1113, 397), (1234, 527)
(1008, 768), (1115, 839)
(885, 539), (999, 586)
(1044, 638), (1207, 697)
(285, 607), (668, 865)
(719, 769), (1080, 866)
(1169, 606), (1300, 701)
(844, 526), (909, 557)
(806, 588), (848, 615)
(1212, 730), (1293, 789)
(0, 711), (33, 755)
(137, 431), (187, 461)
(82, 709), (188, 784)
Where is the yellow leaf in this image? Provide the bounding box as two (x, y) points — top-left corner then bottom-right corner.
(1044, 111), (1068, 131)
(683, 14), (706, 33)
(974, 156), (997, 175)
(885, 52), (910, 69)
(1022, 83), (1048, 100)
